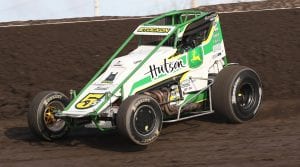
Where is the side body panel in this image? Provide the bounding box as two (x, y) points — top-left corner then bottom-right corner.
(128, 15), (226, 104)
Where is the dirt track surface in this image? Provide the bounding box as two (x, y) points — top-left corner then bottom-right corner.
(0, 9), (299, 166)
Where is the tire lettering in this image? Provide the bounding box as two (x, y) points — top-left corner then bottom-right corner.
(43, 95), (62, 105)
(232, 77), (241, 104)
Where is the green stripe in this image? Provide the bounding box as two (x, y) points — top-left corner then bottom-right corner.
(129, 76), (152, 95)
(183, 92), (207, 104)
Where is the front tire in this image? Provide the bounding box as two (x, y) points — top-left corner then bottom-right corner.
(117, 95), (163, 145)
(27, 91), (70, 141)
(212, 65), (262, 123)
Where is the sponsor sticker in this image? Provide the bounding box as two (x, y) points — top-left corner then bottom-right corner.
(137, 27), (171, 33)
(181, 79), (195, 92)
(145, 58), (186, 79)
(134, 26), (175, 35)
(188, 47), (203, 69)
(101, 72), (118, 83)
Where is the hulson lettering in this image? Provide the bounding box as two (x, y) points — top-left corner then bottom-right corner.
(145, 58), (185, 78)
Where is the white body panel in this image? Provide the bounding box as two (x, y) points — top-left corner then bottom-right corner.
(62, 45), (177, 117)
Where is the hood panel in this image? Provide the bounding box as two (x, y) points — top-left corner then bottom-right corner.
(63, 45), (176, 116)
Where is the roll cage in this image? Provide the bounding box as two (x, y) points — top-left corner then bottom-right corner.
(64, 10), (217, 115)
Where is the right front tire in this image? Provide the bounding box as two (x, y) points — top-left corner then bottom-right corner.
(28, 91), (70, 141)
(117, 95), (163, 145)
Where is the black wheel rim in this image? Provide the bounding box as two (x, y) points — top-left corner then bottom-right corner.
(236, 82), (255, 110)
(232, 73), (261, 121)
(133, 105), (157, 136)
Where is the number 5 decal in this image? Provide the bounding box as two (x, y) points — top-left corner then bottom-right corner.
(75, 93), (104, 109)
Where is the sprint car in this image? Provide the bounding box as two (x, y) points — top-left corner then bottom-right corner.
(28, 10), (262, 145)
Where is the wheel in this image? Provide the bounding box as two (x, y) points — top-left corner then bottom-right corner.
(27, 91), (70, 141)
(117, 95), (163, 145)
(211, 65), (262, 123)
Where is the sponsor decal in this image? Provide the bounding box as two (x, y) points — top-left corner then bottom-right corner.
(213, 43), (221, 53)
(188, 47), (203, 68)
(113, 61), (122, 66)
(133, 60), (142, 64)
(75, 93), (104, 109)
(101, 72), (118, 83)
(213, 32), (221, 44)
(145, 58), (186, 79)
(94, 86), (109, 91)
(212, 53), (222, 59)
(181, 79), (194, 92)
(137, 27), (171, 33)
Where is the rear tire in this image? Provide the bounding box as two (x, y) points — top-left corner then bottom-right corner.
(212, 65), (262, 123)
(27, 91), (70, 141)
(117, 95), (163, 145)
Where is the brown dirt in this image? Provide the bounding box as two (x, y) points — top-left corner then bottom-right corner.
(0, 8), (299, 167)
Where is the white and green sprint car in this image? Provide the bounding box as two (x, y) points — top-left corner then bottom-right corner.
(28, 10), (262, 145)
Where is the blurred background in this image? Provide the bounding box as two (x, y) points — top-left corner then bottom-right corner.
(0, 0), (262, 22)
